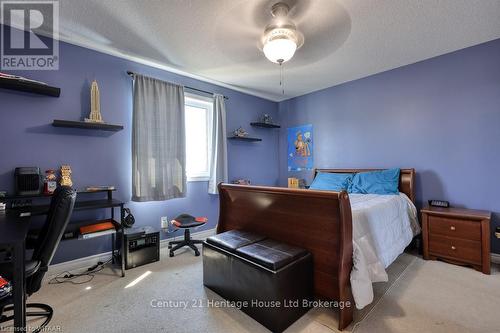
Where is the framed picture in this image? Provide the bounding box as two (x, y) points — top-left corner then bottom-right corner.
(287, 124), (313, 171)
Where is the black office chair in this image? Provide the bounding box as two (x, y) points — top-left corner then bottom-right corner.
(168, 214), (207, 257)
(0, 186), (76, 333)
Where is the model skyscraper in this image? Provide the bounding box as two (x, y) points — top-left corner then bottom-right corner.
(85, 80), (103, 123)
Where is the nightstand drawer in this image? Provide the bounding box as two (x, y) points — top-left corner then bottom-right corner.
(429, 234), (481, 264)
(428, 216), (481, 241)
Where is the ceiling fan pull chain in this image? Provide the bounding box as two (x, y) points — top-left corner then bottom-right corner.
(279, 61), (282, 87)
(279, 61), (285, 95)
(282, 63), (285, 95)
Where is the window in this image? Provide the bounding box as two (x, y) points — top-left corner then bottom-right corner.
(185, 93), (213, 181)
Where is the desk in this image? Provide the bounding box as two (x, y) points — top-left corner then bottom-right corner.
(4, 190), (126, 277)
(0, 212), (30, 331)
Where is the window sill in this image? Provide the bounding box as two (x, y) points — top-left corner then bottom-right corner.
(187, 177), (210, 182)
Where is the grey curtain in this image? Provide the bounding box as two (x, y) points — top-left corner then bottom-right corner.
(132, 74), (186, 201)
(208, 94), (228, 194)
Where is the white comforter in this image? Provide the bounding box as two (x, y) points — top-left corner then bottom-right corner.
(349, 193), (419, 309)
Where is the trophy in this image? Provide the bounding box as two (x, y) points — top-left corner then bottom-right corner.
(60, 165), (73, 187)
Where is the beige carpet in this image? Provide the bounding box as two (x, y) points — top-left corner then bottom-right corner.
(5, 247), (499, 333)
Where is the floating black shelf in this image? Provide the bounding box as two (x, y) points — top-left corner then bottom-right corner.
(52, 119), (124, 132)
(250, 122), (281, 129)
(0, 77), (60, 97)
(228, 136), (262, 142)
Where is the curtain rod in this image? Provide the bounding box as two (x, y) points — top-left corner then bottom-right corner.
(127, 71), (228, 100)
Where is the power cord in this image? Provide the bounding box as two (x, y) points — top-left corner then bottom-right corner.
(48, 258), (112, 285)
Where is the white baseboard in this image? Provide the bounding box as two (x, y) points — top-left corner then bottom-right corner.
(162, 227), (215, 246)
(47, 228), (216, 278)
(491, 253), (500, 265)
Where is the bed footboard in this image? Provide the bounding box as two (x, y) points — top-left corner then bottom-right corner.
(217, 183), (354, 330)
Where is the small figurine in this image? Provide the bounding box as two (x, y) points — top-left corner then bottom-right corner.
(233, 127), (249, 138)
(43, 169), (58, 194)
(261, 114), (273, 124)
(85, 80), (104, 123)
(60, 165), (73, 187)
(288, 177), (299, 188)
(232, 179), (251, 185)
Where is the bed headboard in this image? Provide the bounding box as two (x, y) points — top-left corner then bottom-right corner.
(313, 168), (416, 203)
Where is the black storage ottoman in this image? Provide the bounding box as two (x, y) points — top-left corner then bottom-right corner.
(203, 230), (313, 332)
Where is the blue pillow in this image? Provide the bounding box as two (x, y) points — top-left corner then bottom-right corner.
(309, 172), (353, 191)
(348, 168), (400, 195)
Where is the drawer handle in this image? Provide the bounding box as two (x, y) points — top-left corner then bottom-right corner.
(450, 226), (456, 231)
(451, 246), (456, 250)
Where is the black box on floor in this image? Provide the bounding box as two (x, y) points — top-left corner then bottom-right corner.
(124, 227), (160, 269)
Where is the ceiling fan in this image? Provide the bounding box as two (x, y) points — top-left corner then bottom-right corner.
(213, 0), (351, 97)
(259, 2), (304, 94)
(260, 2), (304, 64)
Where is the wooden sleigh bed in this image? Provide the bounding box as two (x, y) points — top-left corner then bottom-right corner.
(216, 168), (415, 330)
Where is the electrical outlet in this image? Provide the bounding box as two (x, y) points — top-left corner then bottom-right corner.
(161, 216), (169, 230)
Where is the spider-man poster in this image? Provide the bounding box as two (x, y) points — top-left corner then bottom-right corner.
(287, 124), (313, 171)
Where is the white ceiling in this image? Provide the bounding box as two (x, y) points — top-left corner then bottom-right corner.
(25, 1), (500, 101)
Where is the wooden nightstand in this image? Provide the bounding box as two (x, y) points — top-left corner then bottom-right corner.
(421, 206), (491, 274)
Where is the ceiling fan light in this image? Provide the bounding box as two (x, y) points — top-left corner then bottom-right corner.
(263, 38), (297, 64)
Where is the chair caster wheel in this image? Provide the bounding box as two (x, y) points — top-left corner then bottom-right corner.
(169, 251), (174, 257)
(195, 251), (200, 257)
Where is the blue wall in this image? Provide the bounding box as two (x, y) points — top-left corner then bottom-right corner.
(3, 29), (499, 261)
(278, 38), (500, 253)
(0, 40), (279, 263)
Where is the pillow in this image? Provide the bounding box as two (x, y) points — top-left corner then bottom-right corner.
(348, 168), (400, 195)
(309, 172), (353, 191)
